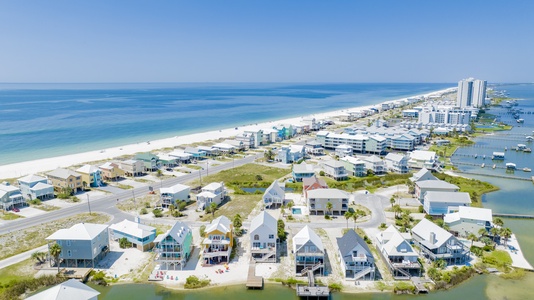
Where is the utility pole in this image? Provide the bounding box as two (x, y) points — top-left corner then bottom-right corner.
(86, 194), (92, 215)
(199, 168), (202, 186)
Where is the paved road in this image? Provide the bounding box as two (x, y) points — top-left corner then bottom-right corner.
(0, 153), (261, 236)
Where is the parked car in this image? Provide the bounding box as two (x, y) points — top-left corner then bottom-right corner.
(12, 207), (20, 212)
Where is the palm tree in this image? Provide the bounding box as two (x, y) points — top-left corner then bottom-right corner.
(392, 204), (402, 219)
(326, 201), (333, 216)
(467, 233), (478, 247)
(209, 202), (218, 217)
(493, 217), (504, 228)
(478, 228), (487, 239)
(352, 212), (360, 229)
(501, 227), (512, 247)
(344, 211), (352, 228)
(490, 227), (500, 245)
(390, 196), (395, 209)
(31, 251), (46, 264)
(49, 243), (62, 274)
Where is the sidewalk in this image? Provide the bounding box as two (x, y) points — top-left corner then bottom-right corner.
(503, 233), (534, 270)
(0, 244), (48, 270)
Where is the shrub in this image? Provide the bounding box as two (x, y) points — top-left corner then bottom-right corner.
(153, 209), (163, 218)
(255, 174), (263, 181)
(418, 205), (424, 213)
(145, 202), (151, 208)
(184, 275), (210, 289)
(393, 281), (415, 294)
(324, 215), (331, 220)
(277, 219), (287, 242)
(90, 270), (108, 286)
(140, 208), (148, 215)
(199, 225), (206, 237)
(29, 199), (42, 205)
(379, 223), (387, 229)
(328, 282), (343, 292)
(319, 171), (325, 176)
(178, 201), (187, 211)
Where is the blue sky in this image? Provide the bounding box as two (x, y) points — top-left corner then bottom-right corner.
(1, 1), (532, 83)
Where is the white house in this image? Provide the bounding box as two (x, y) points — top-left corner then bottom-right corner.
(410, 168), (437, 182)
(17, 174), (54, 200)
(307, 188), (349, 215)
(415, 180), (459, 200)
(375, 225), (420, 279)
(321, 160), (348, 181)
(444, 206), (493, 237)
(263, 180), (285, 208)
(335, 144), (353, 158)
(26, 279), (100, 300)
(337, 229), (375, 280)
(196, 182), (226, 210)
(250, 211), (278, 262)
(384, 153), (409, 174)
(339, 156), (366, 177)
(361, 155), (386, 174)
(423, 191), (471, 216)
(160, 183), (191, 208)
(408, 150), (438, 169)
(293, 225), (325, 276)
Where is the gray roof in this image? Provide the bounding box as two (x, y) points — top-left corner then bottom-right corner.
(46, 223), (108, 241)
(109, 219), (155, 239)
(411, 218), (452, 249)
(424, 191), (471, 204)
(416, 180), (458, 189)
(250, 211), (277, 234)
(46, 168), (81, 179)
(18, 174), (47, 183)
(336, 229), (372, 258)
(385, 153), (407, 163)
(155, 221), (191, 245)
(293, 162), (315, 173)
(323, 160), (346, 168)
(410, 168), (436, 182)
(307, 188), (349, 199)
(26, 279), (100, 300)
(293, 225), (324, 253)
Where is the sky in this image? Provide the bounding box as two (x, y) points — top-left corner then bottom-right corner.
(0, 1), (533, 83)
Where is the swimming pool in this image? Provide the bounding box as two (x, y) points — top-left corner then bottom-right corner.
(292, 208), (302, 215)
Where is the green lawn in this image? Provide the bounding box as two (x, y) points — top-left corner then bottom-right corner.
(0, 259), (36, 288)
(434, 173), (499, 207)
(0, 212), (23, 220)
(0, 213), (111, 261)
(191, 163), (291, 187)
(201, 194), (262, 222)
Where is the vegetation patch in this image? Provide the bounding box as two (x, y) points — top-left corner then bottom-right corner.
(394, 281), (415, 294)
(0, 275), (66, 300)
(201, 194), (261, 222)
(0, 212), (23, 220)
(428, 265), (476, 290)
(434, 173), (499, 207)
(184, 275), (210, 289)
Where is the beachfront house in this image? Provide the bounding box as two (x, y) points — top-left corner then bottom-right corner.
(302, 176), (328, 199)
(160, 183), (191, 208)
(423, 191), (471, 216)
(335, 144), (353, 158)
(202, 216), (233, 265)
(26, 279), (100, 300)
(307, 188), (349, 215)
(244, 129), (263, 148)
(196, 182), (226, 211)
(390, 134), (416, 151)
(157, 154), (178, 167)
(0, 183), (26, 211)
(305, 140), (325, 156)
(444, 206), (493, 237)
(235, 133), (255, 149)
(408, 150), (438, 170)
(411, 219), (470, 265)
(109, 219), (157, 251)
(262, 128), (278, 144)
(361, 155), (386, 175)
(17, 174), (54, 200)
(118, 160), (144, 177)
(184, 147), (207, 160)
(46, 223), (109, 268)
(135, 152), (160, 171)
(196, 146), (220, 157)
(415, 180), (459, 200)
(250, 211), (278, 263)
(46, 168), (83, 193)
(366, 135), (387, 155)
(337, 229), (376, 280)
(339, 156), (366, 177)
(75, 164), (103, 188)
(321, 160), (348, 181)
(384, 153), (410, 174)
(292, 162), (316, 182)
(293, 225), (325, 276)
(263, 180), (285, 209)
(212, 142), (236, 153)
(409, 168), (437, 183)
(223, 139), (245, 151)
(375, 225), (421, 279)
(168, 151), (193, 163)
(154, 221), (193, 270)
(99, 162), (126, 181)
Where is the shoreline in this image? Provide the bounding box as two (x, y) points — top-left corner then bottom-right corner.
(0, 88), (453, 180)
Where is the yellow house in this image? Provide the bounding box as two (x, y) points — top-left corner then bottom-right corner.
(201, 215), (233, 265)
(46, 168), (83, 193)
(99, 162), (125, 181)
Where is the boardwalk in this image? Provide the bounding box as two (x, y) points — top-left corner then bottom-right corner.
(246, 261), (263, 289)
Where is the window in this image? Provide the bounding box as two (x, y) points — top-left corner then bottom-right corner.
(268, 234), (274, 239)
(254, 235), (259, 241)
(66, 240), (71, 246)
(67, 250), (71, 257)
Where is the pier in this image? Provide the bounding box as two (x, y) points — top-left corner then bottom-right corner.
(296, 263), (329, 299)
(246, 260), (263, 289)
(452, 170), (531, 181)
(411, 277), (429, 294)
(493, 213), (534, 219)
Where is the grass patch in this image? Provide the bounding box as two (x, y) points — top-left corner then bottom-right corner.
(33, 204), (61, 212)
(434, 173), (499, 207)
(393, 281), (415, 294)
(500, 268), (526, 279)
(0, 212), (23, 220)
(201, 194), (261, 222)
(184, 275), (210, 289)
(117, 184), (134, 190)
(0, 259), (37, 291)
(191, 163), (290, 186)
(186, 164), (202, 170)
(482, 250), (513, 270)
(318, 173), (412, 193)
(117, 194), (160, 213)
(0, 213), (110, 261)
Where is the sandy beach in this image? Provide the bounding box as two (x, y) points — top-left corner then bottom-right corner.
(0, 88), (453, 180)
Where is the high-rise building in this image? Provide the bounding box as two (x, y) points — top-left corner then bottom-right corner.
(456, 78), (486, 108)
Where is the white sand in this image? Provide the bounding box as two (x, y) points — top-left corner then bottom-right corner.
(0, 88), (453, 180)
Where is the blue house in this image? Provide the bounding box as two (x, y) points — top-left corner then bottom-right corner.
(154, 221), (193, 270)
(46, 223), (109, 268)
(17, 174), (54, 200)
(423, 191), (471, 216)
(292, 162), (316, 182)
(76, 165), (103, 187)
(109, 219), (156, 251)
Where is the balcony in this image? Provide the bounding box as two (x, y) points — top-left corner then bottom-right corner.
(203, 248), (231, 258)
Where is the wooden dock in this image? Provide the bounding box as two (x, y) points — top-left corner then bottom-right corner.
(60, 268), (92, 281)
(296, 284), (330, 298)
(411, 277), (429, 294)
(246, 261), (263, 289)
(493, 213), (534, 219)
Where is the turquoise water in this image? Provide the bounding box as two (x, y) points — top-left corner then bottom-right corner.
(0, 83), (452, 165)
(292, 208), (302, 214)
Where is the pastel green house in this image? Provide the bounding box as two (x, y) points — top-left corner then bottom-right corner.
(154, 221), (193, 270)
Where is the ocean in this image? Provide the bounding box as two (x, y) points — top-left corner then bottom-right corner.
(88, 83), (534, 299)
(0, 82), (452, 165)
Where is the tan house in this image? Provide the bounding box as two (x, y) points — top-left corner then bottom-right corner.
(46, 168), (83, 193)
(99, 162), (125, 181)
(119, 160), (145, 177)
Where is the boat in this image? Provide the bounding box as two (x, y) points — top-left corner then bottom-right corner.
(474, 154), (478, 158)
(506, 163), (517, 170)
(493, 164), (496, 169)
(505, 147), (508, 151)
(517, 119), (524, 123)
(527, 136), (534, 142)
(523, 167), (532, 172)
(492, 152), (505, 160)
(524, 148), (532, 153)
(482, 155), (486, 159)
(518, 144), (527, 151)
(481, 163), (485, 168)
